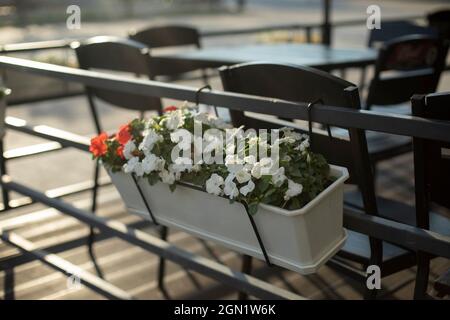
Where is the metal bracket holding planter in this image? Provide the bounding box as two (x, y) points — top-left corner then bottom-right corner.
(131, 175), (274, 267)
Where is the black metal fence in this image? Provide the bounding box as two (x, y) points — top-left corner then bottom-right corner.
(0, 55), (449, 299)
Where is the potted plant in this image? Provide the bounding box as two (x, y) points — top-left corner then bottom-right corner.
(90, 103), (349, 274)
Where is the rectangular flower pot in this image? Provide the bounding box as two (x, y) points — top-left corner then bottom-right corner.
(108, 165), (349, 274)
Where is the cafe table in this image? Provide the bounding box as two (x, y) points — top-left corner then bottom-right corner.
(151, 43), (378, 74)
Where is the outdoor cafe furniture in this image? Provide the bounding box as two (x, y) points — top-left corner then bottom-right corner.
(427, 9), (450, 41)
(411, 91), (450, 299)
(218, 61), (450, 299)
(349, 35), (448, 174)
(150, 42), (378, 72)
(129, 25), (209, 84)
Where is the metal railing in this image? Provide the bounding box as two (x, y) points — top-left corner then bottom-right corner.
(0, 55), (449, 300)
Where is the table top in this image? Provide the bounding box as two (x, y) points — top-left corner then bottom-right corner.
(154, 43), (378, 71)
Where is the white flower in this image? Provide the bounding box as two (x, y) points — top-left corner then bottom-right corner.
(123, 157), (139, 173)
(295, 139), (310, 152)
(272, 167), (287, 186)
(170, 157), (193, 174)
(170, 130), (192, 151)
(133, 162), (145, 177)
(225, 154), (244, 174)
(235, 169), (251, 184)
(124, 157), (145, 177)
(194, 112), (213, 125)
(284, 179), (303, 200)
(139, 130), (163, 153)
(203, 134), (223, 153)
(192, 161), (203, 172)
(164, 109), (184, 130)
(259, 157), (274, 175)
(205, 173), (224, 196)
(123, 141), (136, 160)
(281, 127), (302, 142)
(144, 118), (156, 129)
(159, 169), (175, 185)
(223, 174), (239, 199)
(240, 180), (255, 196)
(251, 162), (262, 179)
(141, 153), (162, 174)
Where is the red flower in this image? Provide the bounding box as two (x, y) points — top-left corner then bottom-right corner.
(163, 105), (178, 113)
(116, 145), (125, 159)
(116, 124), (131, 145)
(90, 132), (108, 158)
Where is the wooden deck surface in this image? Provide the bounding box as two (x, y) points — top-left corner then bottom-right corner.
(1, 152), (449, 300)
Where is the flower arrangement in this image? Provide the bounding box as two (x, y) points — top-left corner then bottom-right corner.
(90, 103), (332, 214)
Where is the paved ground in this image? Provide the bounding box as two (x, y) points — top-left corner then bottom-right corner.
(0, 0), (449, 300)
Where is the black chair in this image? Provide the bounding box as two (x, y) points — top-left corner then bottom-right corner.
(73, 36), (162, 129)
(129, 25), (209, 84)
(368, 20), (437, 48)
(129, 25), (201, 49)
(219, 62), (429, 298)
(366, 35), (448, 112)
(73, 36), (167, 291)
(354, 35), (449, 173)
(360, 21), (438, 93)
(411, 92), (450, 299)
(427, 9), (450, 41)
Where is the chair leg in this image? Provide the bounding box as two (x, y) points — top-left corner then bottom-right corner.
(414, 252), (430, 299)
(0, 139), (10, 210)
(237, 255), (253, 300)
(158, 226), (169, 292)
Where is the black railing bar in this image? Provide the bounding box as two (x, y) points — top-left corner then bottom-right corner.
(0, 175), (303, 300)
(1, 56), (449, 143)
(344, 206), (450, 259)
(0, 231), (135, 300)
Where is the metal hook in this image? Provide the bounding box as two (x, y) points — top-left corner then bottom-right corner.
(195, 84), (212, 106)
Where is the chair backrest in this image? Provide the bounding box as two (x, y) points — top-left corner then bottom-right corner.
(366, 35), (448, 108)
(129, 25), (201, 49)
(427, 9), (450, 40)
(219, 62), (378, 215)
(412, 92), (450, 228)
(129, 25), (207, 80)
(368, 20), (437, 48)
(73, 36), (162, 112)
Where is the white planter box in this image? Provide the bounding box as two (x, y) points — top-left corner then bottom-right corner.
(108, 165), (349, 274)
